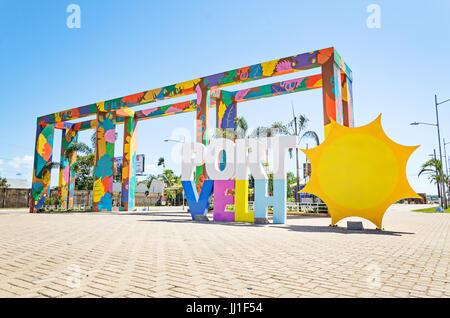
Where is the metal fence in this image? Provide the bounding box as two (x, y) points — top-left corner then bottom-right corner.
(248, 201), (328, 214)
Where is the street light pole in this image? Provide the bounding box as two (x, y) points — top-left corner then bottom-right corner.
(163, 136), (186, 211)
(411, 94), (450, 209)
(411, 122), (442, 205)
(435, 95), (448, 209)
(444, 139), (450, 202)
(292, 107), (300, 206)
(433, 149), (441, 205)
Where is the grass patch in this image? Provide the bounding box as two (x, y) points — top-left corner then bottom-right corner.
(412, 206), (450, 213)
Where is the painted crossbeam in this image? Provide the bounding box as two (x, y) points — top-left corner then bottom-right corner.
(38, 48), (337, 125)
(229, 74), (322, 103)
(52, 74), (323, 132)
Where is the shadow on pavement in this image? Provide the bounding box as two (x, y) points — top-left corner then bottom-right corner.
(272, 224), (414, 236)
(119, 212), (189, 217)
(138, 215), (415, 236)
(36, 210), (414, 236)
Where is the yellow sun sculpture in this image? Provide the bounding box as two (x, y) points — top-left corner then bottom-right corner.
(300, 115), (420, 229)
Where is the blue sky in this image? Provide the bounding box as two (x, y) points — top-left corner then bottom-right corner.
(0, 0), (449, 195)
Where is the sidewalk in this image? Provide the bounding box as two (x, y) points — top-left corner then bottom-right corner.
(0, 204), (448, 298)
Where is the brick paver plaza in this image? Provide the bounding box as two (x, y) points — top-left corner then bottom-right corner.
(0, 204), (449, 298)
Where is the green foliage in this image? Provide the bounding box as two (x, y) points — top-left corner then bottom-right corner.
(157, 157), (165, 169)
(74, 153), (95, 190)
(286, 171), (297, 199)
(65, 142), (92, 159)
(412, 206), (450, 213)
(213, 116), (248, 140)
(138, 174), (157, 189)
(0, 175), (9, 188)
(52, 195), (62, 207)
(234, 117), (248, 139)
(418, 158), (447, 184)
(43, 161), (60, 172)
(157, 169), (183, 206)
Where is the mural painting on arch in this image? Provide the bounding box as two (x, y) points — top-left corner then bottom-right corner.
(30, 47), (419, 229)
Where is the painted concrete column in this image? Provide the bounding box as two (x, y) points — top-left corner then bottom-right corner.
(30, 123), (55, 212)
(93, 111), (116, 211)
(59, 128), (78, 210)
(214, 90), (237, 171)
(321, 53), (344, 137)
(195, 83), (211, 193)
(121, 113), (137, 211)
(341, 74), (354, 127)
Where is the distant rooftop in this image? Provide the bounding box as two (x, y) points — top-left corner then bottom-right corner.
(6, 178), (28, 189)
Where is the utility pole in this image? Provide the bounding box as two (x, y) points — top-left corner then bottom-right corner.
(444, 139), (450, 203)
(292, 105), (300, 205)
(434, 149), (441, 205)
(435, 95), (448, 209)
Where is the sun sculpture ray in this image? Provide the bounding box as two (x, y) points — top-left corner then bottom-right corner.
(300, 115), (420, 229)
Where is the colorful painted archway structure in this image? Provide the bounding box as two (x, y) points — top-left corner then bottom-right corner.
(30, 47), (354, 213)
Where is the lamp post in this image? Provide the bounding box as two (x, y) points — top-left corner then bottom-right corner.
(411, 121), (444, 206)
(163, 137), (186, 210)
(433, 150), (441, 205)
(425, 152), (441, 205)
(435, 95), (450, 209)
(444, 139), (450, 201)
(411, 95), (449, 209)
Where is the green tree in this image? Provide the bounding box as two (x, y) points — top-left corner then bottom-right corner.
(158, 169), (177, 187)
(71, 142), (95, 190)
(157, 157), (166, 169)
(286, 171), (297, 200)
(138, 173), (157, 190)
(43, 161), (61, 174)
(234, 116), (248, 139)
(213, 116), (249, 140)
(165, 177), (183, 206)
(269, 111), (319, 202)
(249, 122), (282, 139)
(73, 153), (95, 190)
(0, 176), (9, 188)
(64, 142), (93, 192)
(418, 158), (448, 199)
(158, 169), (182, 205)
(249, 121), (289, 175)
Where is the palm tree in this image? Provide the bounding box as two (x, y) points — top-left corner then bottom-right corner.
(249, 121), (294, 174)
(157, 157), (166, 169)
(43, 161), (60, 174)
(418, 158), (448, 200)
(158, 169), (180, 204)
(249, 123), (282, 139)
(213, 116), (249, 140)
(139, 173), (157, 190)
(255, 107), (320, 202)
(165, 177), (183, 206)
(234, 116), (248, 139)
(158, 169), (176, 187)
